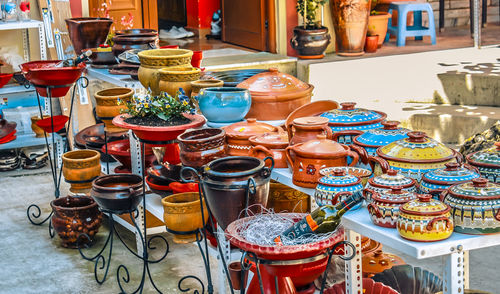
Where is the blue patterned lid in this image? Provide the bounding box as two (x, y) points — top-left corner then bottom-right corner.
(318, 169), (361, 186)
(466, 142), (500, 167)
(368, 169), (416, 189)
(353, 121), (410, 148)
(320, 102), (386, 126)
(422, 162), (481, 185)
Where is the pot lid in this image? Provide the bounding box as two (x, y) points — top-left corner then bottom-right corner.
(224, 118), (281, 140)
(377, 131), (455, 163)
(362, 250), (405, 276)
(290, 134), (349, 158)
(372, 187), (417, 204)
(421, 162), (481, 185)
(293, 116), (329, 127)
(447, 178), (500, 200)
(466, 142), (500, 168)
(249, 132), (289, 149)
(318, 169), (361, 186)
(236, 68), (312, 98)
(353, 121), (411, 148)
(368, 169), (416, 189)
(319, 102), (387, 126)
(400, 194), (450, 216)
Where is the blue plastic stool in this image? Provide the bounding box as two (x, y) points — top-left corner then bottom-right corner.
(385, 1), (437, 46)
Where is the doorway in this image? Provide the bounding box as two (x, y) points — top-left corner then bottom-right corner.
(158, 0), (187, 30)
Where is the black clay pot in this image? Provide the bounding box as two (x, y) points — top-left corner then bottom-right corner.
(91, 174), (143, 213)
(290, 26), (331, 59)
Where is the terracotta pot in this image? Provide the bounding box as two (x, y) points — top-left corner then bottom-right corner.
(465, 142), (500, 183)
(267, 181), (309, 213)
(320, 166), (372, 186)
(362, 249), (405, 278)
(330, 0), (371, 56)
(177, 128), (227, 168)
(65, 18), (113, 54)
(158, 66), (201, 97)
(91, 174), (143, 213)
(285, 134), (359, 188)
(288, 116), (333, 146)
(290, 26), (331, 59)
(364, 35), (379, 53)
(190, 79), (224, 97)
(112, 29), (159, 57)
(94, 87), (134, 133)
(31, 115), (50, 137)
(397, 194), (453, 242)
(51, 195), (102, 248)
(137, 49), (193, 95)
(314, 169), (363, 208)
(62, 150), (101, 193)
(249, 132), (289, 168)
(364, 169), (418, 202)
(367, 187), (417, 228)
(419, 162), (481, 196)
(228, 261), (249, 291)
(285, 100), (339, 132)
(161, 192), (208, 243)
(367, 12), (391, 47)
(237, 68), (313, 121)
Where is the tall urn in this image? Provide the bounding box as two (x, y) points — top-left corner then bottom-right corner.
(330, 0), (371, 56)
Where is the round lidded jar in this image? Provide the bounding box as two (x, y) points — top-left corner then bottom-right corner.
(289, 116), (332, 146)
(465, 142), (499, 183)
(314, 168), (363, 208)
(249, 132), (289, 168)
(364, 169), (417, 202)
(223, 118), (283, 156)
(367, 187), (417, 228)
(352, 121), (411, 156)
(420, 162), (481, 196)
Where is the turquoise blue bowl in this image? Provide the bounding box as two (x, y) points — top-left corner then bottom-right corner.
(197, 87), (251, 123)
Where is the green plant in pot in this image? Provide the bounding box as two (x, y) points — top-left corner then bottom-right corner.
(290, 0), (331, 59)
(368, 10), (391, 47)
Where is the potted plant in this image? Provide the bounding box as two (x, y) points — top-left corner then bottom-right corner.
(330, 0), (371, 56)
(367, 10), (391, 47)
(290, 0), (331, 59)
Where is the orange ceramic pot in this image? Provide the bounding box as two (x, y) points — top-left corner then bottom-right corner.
(249, 132), (289, 168)
(94, 87), (134, 133)
(267, 181), (310, 213)
(62, 150), (101, 193)
(288, 116), (333, 146)
(362, 249), (405, 278)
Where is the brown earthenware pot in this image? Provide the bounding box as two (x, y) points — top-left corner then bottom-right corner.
(290, 26), (331, 59)
(249, 132), (289, 168)
(158, 66), (201, 97)
(267, 181), (310, 212)
(94, 87), (134, 133)
(62, 150), (101, 193)
(177, 128), (227, 168)
(65, 18), (113, 54)
(362, 249), (405, 278)
(288, 116), (333, 146)
(91, 174), (143, 213)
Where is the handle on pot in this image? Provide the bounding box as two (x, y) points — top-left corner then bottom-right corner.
(180, 166), (201, 183)
(285, 146), (296, 170)
(323, 126), (333, 140)
(368, 156), (390, 173)
(463, 163), (480, 173)
(331, 191), (352, 206)
(332, 130), (363, 143)
(367, 203), (383, 218)
(349, 144), (369, 165)
(249, 145), (273, 159)
(286, 124), (295, 143)
(263, 156), (275, 172)
(426, 216), (452, 231)
(347, 149), (359, 167)
(243, 177), (257, 218)
(495, 208), (500, 222)
(428, 189), (445, 201)
(363, 188), (376, 201)
(453, 149), (464, 164)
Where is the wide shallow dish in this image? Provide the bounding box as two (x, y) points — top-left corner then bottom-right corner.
(102, 139), (155, 169)
(91, 174), (143, 213)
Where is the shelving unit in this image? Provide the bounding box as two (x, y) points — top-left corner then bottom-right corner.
(0, 20), (47, 61)
(86, 68), (142, 90)
(0, 133), (62, 151)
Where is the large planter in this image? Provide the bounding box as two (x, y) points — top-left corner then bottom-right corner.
(330, 0), (371, 56)
(62, 150), (101, 193)
(51, 195), (102, 248)
(367, 12), (391, 47)
(158, 66), (201, 97)
(91, 174), (143, 213)
(94, 87), (134, 133)
(197, 87), (252, 123)
(112, 29), (159, 56)
(177, 128), (227, 168)
(65, 17), (113, 54)
(290, 26), (331, 59)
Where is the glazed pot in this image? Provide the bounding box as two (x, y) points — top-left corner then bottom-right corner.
(91, 174), (143, 213)
(320, 102), (387, 145)
(102, 139), (156, 170)
(288, 116), (333, 146)
(137, 49), (193, 95)
(158, 66), (201, 97)
(224, 119), (283, 156)
(86, 47), (118, 66)
(65, 18), (113, 54)
(50, 195), (102, 248)
(290, 26), (331, 59)
(367, 187), (417, 228)
(161, 192), (208, 243)
(112, 29), (159, 57)
(320, 166), (372, 186)
(94, 87), (134, 133)
(442, 178), (500, 234)
(314, 169), (363, 208)
(330, 0), (371, 56)
(362, 249), (405, 278)
(466, 142), (499, 183)
(237, 68), (313, 121)
(190, 79), (224, 98)
(197, 87), (252, 123)
(249, 132), (289, 168)
(62, 150), (101, 193)
(177, 128), (227, 168)
(352, 121), (411, 157)
(420, 162), (481, 196)
(31, 115), (50, 137)
(286, 134), (359, 188)
(367, 12), (391, 47)
(397, 194), (453, 242)
(228, 261), (249, 291)
(267, 181), (309, 213)
(364, 169), (418, 202)
(364, 35), (379, 53)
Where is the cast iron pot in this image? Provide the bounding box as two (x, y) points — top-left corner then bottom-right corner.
(290, 26), (331, 59)
(91, 174), (143, 214)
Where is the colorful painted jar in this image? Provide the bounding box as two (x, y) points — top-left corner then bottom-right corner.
(465, 142), (499, 183)
(419, 162), (481, 197)
(442, 178), (500, 234)
(364, 169), (418, 202)
(367, 187), (417, 228)
(397, 194), (453, 242)
(352, 121), (411, 157)
(320, 166), (372, 186)
(314, 169), (363, 208)
(319, 102), (387, 145)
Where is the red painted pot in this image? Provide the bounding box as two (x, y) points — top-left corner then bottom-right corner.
(0, 130), (16, 144)
(0, 73), (13, 88)
(191, 51), (203, 68)
(36, 115), (69, 133)
(365, 35), (379, 53)
(102, 139), (156, 169)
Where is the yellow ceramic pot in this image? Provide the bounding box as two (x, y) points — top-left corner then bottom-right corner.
(161, 192), (208, 244)
(267, 181), (310, 213)
(190, 79), (224, 97)
(158, 66), (201, 97)
(62, 150), (101, 193)
(94, 87), (134, 133)
(31, 115), (50, 137)
(138, 49), (193, 95)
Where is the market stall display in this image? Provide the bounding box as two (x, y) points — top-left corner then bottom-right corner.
(465, 142), (499, 183)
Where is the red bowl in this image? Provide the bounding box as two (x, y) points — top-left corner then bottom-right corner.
(20, 61), (85, 97)
(35, 115), (69, 133)
(102, 139), (155, 169)
(160, 45), (179, 49)
(146, 175), (171, 197)
(0, 130), (16, 144)
(191, 51), (202, 68)
(0, 73), (13, 88)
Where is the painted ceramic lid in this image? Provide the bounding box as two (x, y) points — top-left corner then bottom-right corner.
(421, 162), (480, 185)
(290, 134), (349, 159)
(319, 102), (387, 126)
(353, 121), (411, 148)
(224, 118), (281, 140)
(447, 178), (500, 200)
(372, 187), (417, 204)
(466, 142), (500, 168)
(362, 250), (406, 276)
(236, 68), (313, 98)
(368, 169), (416, 189)
(249, 132), (289, 149)
(318, 169), (361, 187)
(377, 131), (455, 163)
(400, 194), (450, 216)
(293, 116), (329, 126)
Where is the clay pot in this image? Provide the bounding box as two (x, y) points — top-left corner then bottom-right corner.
(367, 187), (417, 228)
(65, 18), (113, 54)
(288, 116), (333, 146)
(249, 132), (289, 168)
(330, 0), (371, 56)
(290, 26), (331, 59)
(228, 261), (249, 291)
(51, 195), (102, 248)
(465, 142), (500, 183)
(364, 169), (418, 202)
(364, 35), (379, 53)
(285, 134), (359, 188)
(267, 181), (309, 213)
(161, 192), (208, 243)
(31, 115), (50, 137)
(224, 118), (284, 156)
(367, 12), (391, 47)
(314, 169), (363, 208)
(237, 68), (313, 121)
(190, 79), (224, 97)
(158, 66), (201, 97)
(362, 249), (405, 278)
(94, 87), (134, 133)
(62, 150), (101, 193)
(285, 100), (339, 132)
(137, 49), (193, 95)
(112, 29), (159, 57)
(197, 87), (252, 123)
(320, 166), (372, 186)
(91, 174), (143, 213)
(419, 162), (481, 196)
(177, 128), (227, 168)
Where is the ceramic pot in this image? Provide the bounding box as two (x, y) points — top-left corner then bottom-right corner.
(137, 49), (193, 95)
(367, 187), (417, 228)
(285, 100), (339, 133)
(65, 18), (113, 54)
(397, 194), (453, 242)
(228, 261), (249, 291)
(367, 12), (391, 46)
(267, 181), (309, 213)
(161, 192), (208, 243)
(288, 116), (333, 146)
(320, 166), (372, 186)
(177, 128), (227, 168)
(420, 162), (481, 196)
(442, 178), (500, 234)
(364, 35), (379, 53)
(465, 142), (500, 183)
(330, 0), (371, 56)
(320, 102), (387, 145)
(290, 26), (331, 59)
(352, 121), (411, 157)
(94, 87), (134, 133)
(197, 87), (252, 123)
(62, 150), (101, 193)
(249, 132), (289, 168)
(190, 79), (224, 97)
(364, 169), (418, 202)
(362, 249), (405, 278)
(50, 195), (102, 248)
(158, 66), (201, 97)
(112, 29), (159, 56)
(224, 119), (283, 156)
(86, 47), (118, 66)
(285, 134), (359, 188)
(31, 115), (50, 137)
(237, 68), (313, 121)
(91, 174), (143, 213)
(102, 139), (156, 170)
(314, 169), (363, 208)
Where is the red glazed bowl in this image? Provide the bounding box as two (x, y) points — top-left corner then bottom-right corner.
(102, 139), (155, 169)
(0, 73), (13, 88)
(36, 115), (69, 133)
(146, 175), (171, 197)
(0, 130), (16, 144)
(20, 61), (85, 97)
